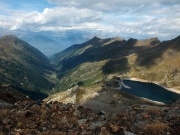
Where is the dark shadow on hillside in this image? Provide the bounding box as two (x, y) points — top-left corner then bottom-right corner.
(102, 57), (130, 74)
(135, 35), (180, 67)
(12, 85), (48, 100)
(59, 40), (129, 72)
(135, 41), (168, 67)
(80, 79), (180, 113)
(58, 38), (151, 73)
(57, 35), (180, 73)
(80, 83), (180, 114)
(80, 87), (162, 114)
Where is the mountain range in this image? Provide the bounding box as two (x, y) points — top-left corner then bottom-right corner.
(0, 34), (180, 134)
(1, 34), (180, 98)
(51, 35), (180, 95)
(0, 29), (89, 56)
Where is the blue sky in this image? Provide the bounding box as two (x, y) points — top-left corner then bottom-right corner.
(0, 0), (180, 40)
(0, 0), (55, 12)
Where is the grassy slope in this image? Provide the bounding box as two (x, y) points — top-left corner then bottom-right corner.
(52, 35), (180, 93)
(0, 35), (54, 93)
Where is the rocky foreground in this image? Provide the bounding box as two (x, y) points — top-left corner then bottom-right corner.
(0, 98), (180, 135)
(0, 85), (180, 135)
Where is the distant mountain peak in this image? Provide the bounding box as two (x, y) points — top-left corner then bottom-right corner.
(127, 38), (137, 43)
(92, 36), (99, 39)
(113, 37), (125, 41)
(90, 36), (100, 41)
(85, 36), (101, 45)
(1, 35), (18, 40)
(148, 37), (160, 41)
(0, 35), (20, 45)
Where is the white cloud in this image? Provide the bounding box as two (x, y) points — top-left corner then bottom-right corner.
(0, 0), (179, 41)
(48, 0), (180, 12)
(38, 7), (103, 25)
(0, 6), (103, 30)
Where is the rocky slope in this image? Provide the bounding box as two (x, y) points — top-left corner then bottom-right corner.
(0, 35), (54, 96)
(45, 84), (165, 114)
(51, 35), (180, 93)
(0, 85), (31, 109)
(0, 96), (179, 135)
(0, 82), (179, 134)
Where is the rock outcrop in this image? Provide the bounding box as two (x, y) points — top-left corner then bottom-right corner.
(45, 77), (165, 114)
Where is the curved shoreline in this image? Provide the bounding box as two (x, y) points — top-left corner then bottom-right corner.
(123, 77), (180, 94)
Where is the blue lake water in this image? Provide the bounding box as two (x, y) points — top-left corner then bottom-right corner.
(121, 80), (180, 104)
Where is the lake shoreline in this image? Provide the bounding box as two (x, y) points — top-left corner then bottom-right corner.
(123, 77), (180, 94)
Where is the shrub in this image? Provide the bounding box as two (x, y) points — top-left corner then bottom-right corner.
(144, 122), (169, 135)
(146, 107), (160, 116)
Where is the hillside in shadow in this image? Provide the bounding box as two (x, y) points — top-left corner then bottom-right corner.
(135, 36), (180, 67)
(51, 35), (180, 92)
(102, 57), (130, 74)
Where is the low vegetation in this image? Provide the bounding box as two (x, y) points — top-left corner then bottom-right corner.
(144, 122), (170, 135)
(0, 35), (54, 98)
(51, 35), (180, 93)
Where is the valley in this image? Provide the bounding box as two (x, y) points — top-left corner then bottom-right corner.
(1, 35), (180, 103)
(49, 36), (180, 102)
(0, 35), (180, 135)
(0, 0), (180, 134)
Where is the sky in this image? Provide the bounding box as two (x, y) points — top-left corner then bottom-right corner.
(0, 0), (180, 40)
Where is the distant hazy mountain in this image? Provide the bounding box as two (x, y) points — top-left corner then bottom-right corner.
(51, 35), (180, 93)
(0, 35), (54, 93)
(21, 34), (64, 57)
(0, 29), (89, 56)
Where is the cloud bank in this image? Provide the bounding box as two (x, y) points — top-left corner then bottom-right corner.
(0, 0), (180, 40)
